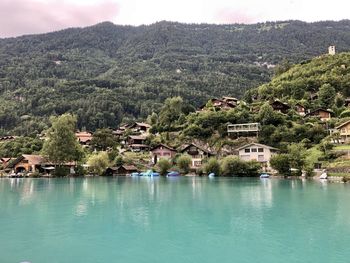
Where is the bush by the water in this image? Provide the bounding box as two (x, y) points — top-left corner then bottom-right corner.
(203, 158), (221, 176)
(220, 156), (261, 177)
(176, 154), (192, 174)
(157, 158), (172, 175)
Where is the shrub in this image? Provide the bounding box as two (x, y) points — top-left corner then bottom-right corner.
(157, 158), (172, 176)
(203, 157), (221, 176)
(270, 154), (291, 176)
(54, 166), (70, 177)
(220, 156), (260, 177)
(87, 152), (111, 176)
(176, 154), (192, 174)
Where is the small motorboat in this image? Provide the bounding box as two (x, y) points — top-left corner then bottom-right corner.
(167, 171), (180, 177)
(260, 173), (270, 178)
(208, 173), (215, 178)
(131, 172), (140, 177)
(141, 170), (159, 177)
(319, 171), (328, 180)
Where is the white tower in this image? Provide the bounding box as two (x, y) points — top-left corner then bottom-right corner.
(328, 46), (336, 55)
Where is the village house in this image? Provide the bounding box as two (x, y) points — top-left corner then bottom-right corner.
(179, 143), (214, 169)
(150, 144), (177, 164)
(105, 165), (138, 176)
(0, 136), (18, 142)
(270, 100), (291, 114)
(113, 122), (152, 138)
(304, 108), (333, 121)
(222, 96), (239, 106)
(236, 143), (279, 169)
(199, 98), (237, 111)
(345, 98), (350, 108)
(127, 135), (149, 151)
(76, 131), (93, 145)
(335, 120), (350, 143)
(227, 123), (261, 138)
(7, 154), (45, 173)
(295, 103), (306, 116)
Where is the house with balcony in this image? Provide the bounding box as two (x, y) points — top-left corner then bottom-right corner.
(127, 135), (149, 151)
(335, 120), (350, 143)
(304, 108), (333, 121)
(270, 100), (290, 114)
(227, 123), (260, 137)
(179, 143), (214, 169)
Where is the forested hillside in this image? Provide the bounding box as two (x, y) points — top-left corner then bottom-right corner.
(1, 20), (350, 134)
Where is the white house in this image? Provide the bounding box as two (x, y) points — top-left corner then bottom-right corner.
(236, 143), (279, 169)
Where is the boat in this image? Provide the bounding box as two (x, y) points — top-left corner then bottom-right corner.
(208, 173), (215, 178)
(140, 170), (160, 177)
(260, 173), (270, 178)
(319, 171), (328, 180)
(167, 171), (180, 177)
(131, 172), (140, 177)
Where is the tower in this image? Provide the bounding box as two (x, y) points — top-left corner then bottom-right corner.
(328, 46), (336, 55)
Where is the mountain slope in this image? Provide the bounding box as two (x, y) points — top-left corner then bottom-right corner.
(1, 20), (350, 134)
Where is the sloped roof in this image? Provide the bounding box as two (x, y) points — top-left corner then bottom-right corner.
(128, 135), (147, 140)
(236, 143), (279, 151)
(76, 131), (93, 142)
(135, 122), (151, 128)
(305, 108), (333, 117)
(7, 154), (45, 168)
(179, 143), (214, 155)
(336, 120), (350, 129)
(150, 144), (176, 152)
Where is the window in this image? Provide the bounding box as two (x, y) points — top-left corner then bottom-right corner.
(258, 148), (264, 152)
(244, 148), (250, 153)
(258, 155), (264, 161)
(251, 148), (257, 152)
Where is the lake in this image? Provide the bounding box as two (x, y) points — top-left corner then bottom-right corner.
(0, 177), (349, 263)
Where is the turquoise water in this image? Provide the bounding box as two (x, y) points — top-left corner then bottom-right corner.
(1, 177), (350, 263)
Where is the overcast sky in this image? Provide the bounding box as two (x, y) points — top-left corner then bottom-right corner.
(0, 0), (349, 37)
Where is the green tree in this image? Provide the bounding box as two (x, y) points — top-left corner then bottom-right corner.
(220, 156), (260, 177)
(203, 157), (221, 176)
(157, 158), (172, 176)
(287, 143), (307, 175)
(87, 152), (111, 175)
(158, 97), (185, 130)
(270, 154), (291, 176)
(176, 154), (191, 174)
(318, 83), (336, 108)
(42, 114), (84, 165)
(90, 128), (117, 151)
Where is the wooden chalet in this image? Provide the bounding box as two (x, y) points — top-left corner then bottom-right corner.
(6, 154), (45, 173)
(305, 108), (333, 121)
(150, 144), (177, 164)
(76, 131), (93, 145)
(200, 98), (237, 111)
(179, 143), (214, 169)
(335, 120), (350, 143)
(345, 98), (350, 108)
(295, 103), (306, 116)
(270, 100), (291, 114)
(105, 165), (138, 176)
(127, 135), (149, 151)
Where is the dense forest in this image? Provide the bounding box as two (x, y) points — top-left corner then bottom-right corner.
(1, 20), (350, 134)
